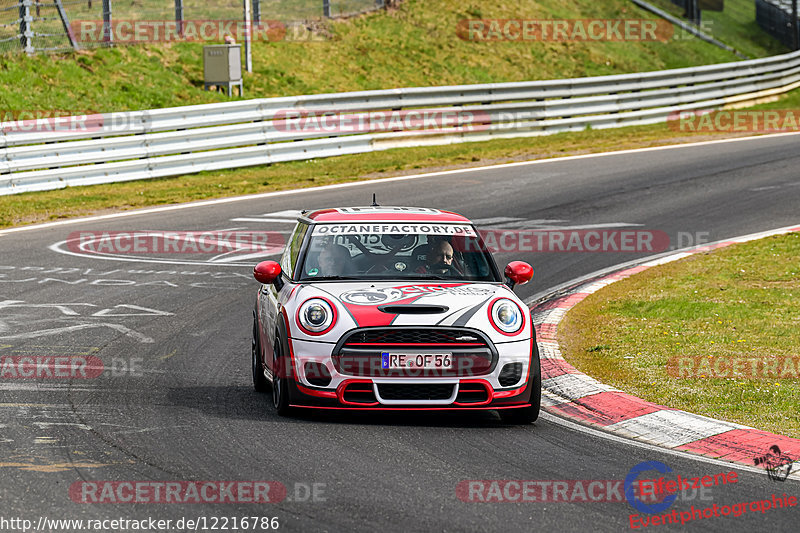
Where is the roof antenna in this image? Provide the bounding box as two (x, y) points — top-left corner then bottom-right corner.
(371, 193), (379, 207)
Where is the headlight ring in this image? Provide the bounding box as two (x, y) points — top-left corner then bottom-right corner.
(296, 298), (337, 335)
(488, 298), (524, 335)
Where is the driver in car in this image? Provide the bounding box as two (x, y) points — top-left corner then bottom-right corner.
(417, 239), (459, 275)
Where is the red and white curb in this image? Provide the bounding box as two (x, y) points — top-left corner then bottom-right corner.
(529, 223), (800, 479)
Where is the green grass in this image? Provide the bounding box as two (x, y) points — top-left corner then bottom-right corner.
(0, 0), (742, 113)
(647, 0), (788, 58)
(559, 233), (800, 438)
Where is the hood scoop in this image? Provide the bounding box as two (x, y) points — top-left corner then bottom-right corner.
(377, 304), (449, 314)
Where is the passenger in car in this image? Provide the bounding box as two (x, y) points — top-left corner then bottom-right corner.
(318, 243), (352, 276)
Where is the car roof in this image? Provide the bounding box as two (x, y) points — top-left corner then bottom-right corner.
(301, 206), (472, 224)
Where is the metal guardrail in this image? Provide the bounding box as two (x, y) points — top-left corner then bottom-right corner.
(3, 48), (800, 195)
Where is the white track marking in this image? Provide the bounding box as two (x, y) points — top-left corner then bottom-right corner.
(540, 222), (645, 230)
(209, 250), (281, 263)
(0, 323), (154, 343)
(0, 384), (100, 392)
(48, 240), (274, 267)
(604, 411), (745, 448)
(91, 305), (174, 317)
(3, 132), (800, 237)
(32, 422), (92, 430)
(49, 228), (286, 267)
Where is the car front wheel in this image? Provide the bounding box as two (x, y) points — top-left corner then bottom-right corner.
(252, 318), (269, 393)
(272, 335), (291, 416)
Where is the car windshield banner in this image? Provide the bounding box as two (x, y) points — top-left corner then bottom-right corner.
(312, 224), (477, 236)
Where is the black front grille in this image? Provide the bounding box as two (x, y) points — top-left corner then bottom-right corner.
(343, 328), (488, 346)
(336, 328), (497, 378)
(342, 382), (377, 404)
(498, 363), (523, 387)
(377, 383), (454, 401)
(456, 383), (489, 404)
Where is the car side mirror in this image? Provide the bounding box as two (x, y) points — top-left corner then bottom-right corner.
(254, 261), (284, 290)
(504, 261), (533, 289)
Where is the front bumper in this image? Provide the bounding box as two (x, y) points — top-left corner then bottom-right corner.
(285, 335), (536, 410)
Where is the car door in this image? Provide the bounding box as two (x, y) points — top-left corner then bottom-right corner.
(261, 222), (309, 373)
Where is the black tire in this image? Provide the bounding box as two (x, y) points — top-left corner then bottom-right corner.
(500, 344), (542, 424)
(271, 334), (291, 416)
(252, 318), (269, 393)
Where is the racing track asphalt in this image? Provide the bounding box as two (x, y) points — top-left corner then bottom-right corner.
(1, 134), (799, 532)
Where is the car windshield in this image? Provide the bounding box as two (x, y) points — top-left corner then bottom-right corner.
(298, 223), (500, 282)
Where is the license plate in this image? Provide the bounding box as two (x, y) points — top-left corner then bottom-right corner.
(381, 352), (452, 370)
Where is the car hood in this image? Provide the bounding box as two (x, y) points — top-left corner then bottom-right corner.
(291, 281), (528, 339)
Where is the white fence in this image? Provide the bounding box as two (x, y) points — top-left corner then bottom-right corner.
(2, 48), (800, 195)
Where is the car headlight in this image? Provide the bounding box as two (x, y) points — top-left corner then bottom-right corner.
(489, 298), (524, 335)
(297, 298), (337, 335)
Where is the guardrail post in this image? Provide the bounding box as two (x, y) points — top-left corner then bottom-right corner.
(102, 0), (113, 44)
(792, 0), (799, 50)
(252, 0), (260, 24)
(55, 0), (79, 50)
(243, 0), (252, 72)
(175, 0), (184, 38)
(687, 0), (701, 25)
(323, 0), (331, 18)
(19, 0), (33, 54)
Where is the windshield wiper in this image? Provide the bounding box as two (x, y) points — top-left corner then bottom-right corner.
(303, 275), (357, 281)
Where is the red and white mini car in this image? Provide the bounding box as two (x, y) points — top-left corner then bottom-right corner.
(251, 206), (540, 423)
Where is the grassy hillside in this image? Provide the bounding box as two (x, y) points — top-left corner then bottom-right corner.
(647, 0), (787, 59)
(0, 0), (743, 112)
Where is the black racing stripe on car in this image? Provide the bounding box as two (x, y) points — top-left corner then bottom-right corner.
(435, 304), (472, 325)
(452, 297), (493, 327)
